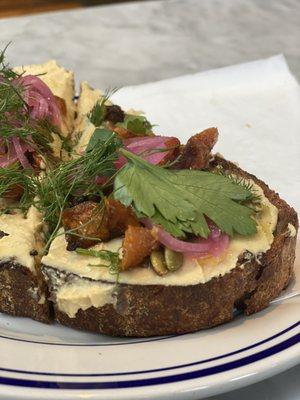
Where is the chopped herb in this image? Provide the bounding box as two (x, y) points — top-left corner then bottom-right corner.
(0, 43), (20, 80)
(88, 99), (106, 127)
(116, 114), (153, 136)
(75, 248), (120, 278)
(86, 128), (122, 154)
(0, 45), (64, 157)
(114, 149), (258, 238)
(33, 132), (121, 249)
(0, 164), (35, 211)
(88, 88), (117, 127)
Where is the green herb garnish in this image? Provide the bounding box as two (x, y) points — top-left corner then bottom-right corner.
(0, 164), (35, 211)
(114, 149), (257, 238)
(33, 132), (121, 248)
(86, 128), (122, 154)
(88, 99), (106, 127)
(88, 88), (117, 127)
(75, 248), (120, 277)
(0, 45), (63, 157)
(116, 114), (153, 136)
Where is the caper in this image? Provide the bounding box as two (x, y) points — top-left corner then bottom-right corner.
(164, 247), (183, 271)
(150, 250), (168, 276)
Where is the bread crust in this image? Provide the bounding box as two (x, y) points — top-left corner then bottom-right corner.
(50, 157), (298, 336)
(0, 262), (52, 323)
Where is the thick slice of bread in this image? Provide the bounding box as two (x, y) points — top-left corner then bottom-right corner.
(0, 208), (51, 323)
(0, 62), (76, 323)
(42, 156), (298, 337)
(0, 262), (51, 323)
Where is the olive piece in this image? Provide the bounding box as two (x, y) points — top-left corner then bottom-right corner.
(150, 250), (168, 276)
(164, 247), (184, 271)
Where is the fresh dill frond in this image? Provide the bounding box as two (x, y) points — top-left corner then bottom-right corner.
(0, 164), (35, 211)
(0, 43), (20, 81)
(88, 88), (118, 127)
(75, 248), (121, 280)
(0, 45), (66, 160)
(33, 132), (121, 246)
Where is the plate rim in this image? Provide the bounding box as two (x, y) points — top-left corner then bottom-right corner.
(0, 321), (298, 378)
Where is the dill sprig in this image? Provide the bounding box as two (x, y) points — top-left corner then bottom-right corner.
(75, 248), (120, 279)
(0, 45), (64, 159)
(33, 132), (121, 248)
(0, 164), (35, 211)
(88, 88), (118, 127)
(0, 44), (20, 81)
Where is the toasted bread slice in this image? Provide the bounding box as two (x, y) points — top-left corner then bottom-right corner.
(0, 207), (51, 323)
(0, 61), (76, 323)
(41, 156), (298, 336)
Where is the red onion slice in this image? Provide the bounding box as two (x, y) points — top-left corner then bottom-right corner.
(0, 137), (34, 169)
(0, 153), (19, 168)
(115, 136), (179, 169)
(15, 75), (61, 127)
(11, 137), (32, 169)
(141, 217), (229, 259)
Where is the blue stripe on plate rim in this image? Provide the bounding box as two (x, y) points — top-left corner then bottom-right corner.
(0, 332), (175, 346)
(0, 309), (282, 347)
(0, 321), (298, 380)
(0, 332), (299, 389)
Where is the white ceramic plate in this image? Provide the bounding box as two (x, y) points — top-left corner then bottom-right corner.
(0, 243), (299, 400)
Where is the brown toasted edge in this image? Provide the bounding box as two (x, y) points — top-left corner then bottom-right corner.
(0, 261), (52, 324)
(44, 156), (298, 336)
(212, 156), (298, 314)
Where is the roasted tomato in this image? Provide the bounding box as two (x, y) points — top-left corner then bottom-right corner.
(63, 198), (140, 251)
(121, 226), (157, 270)
(159, 137), (181, 165)
(176, 128), (218, 170)
(62, 201), (110, 251)
(105, 198), (139, 237)
(106, 121), (136, 139)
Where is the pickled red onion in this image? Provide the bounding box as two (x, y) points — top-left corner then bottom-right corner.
(0, 137), (33, 169)
(115, 136), (179, 169)
(0, 152), (18, 168)
(11, 137), (32, 169)
(15, 75), (61, 127)
(141, 218), (229, 258)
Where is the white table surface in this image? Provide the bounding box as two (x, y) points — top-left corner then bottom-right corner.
(0, 0), (299, 398)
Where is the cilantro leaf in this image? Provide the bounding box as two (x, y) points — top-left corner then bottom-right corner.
(114, 149), (257, 238)
(117, 114), (153, 136)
